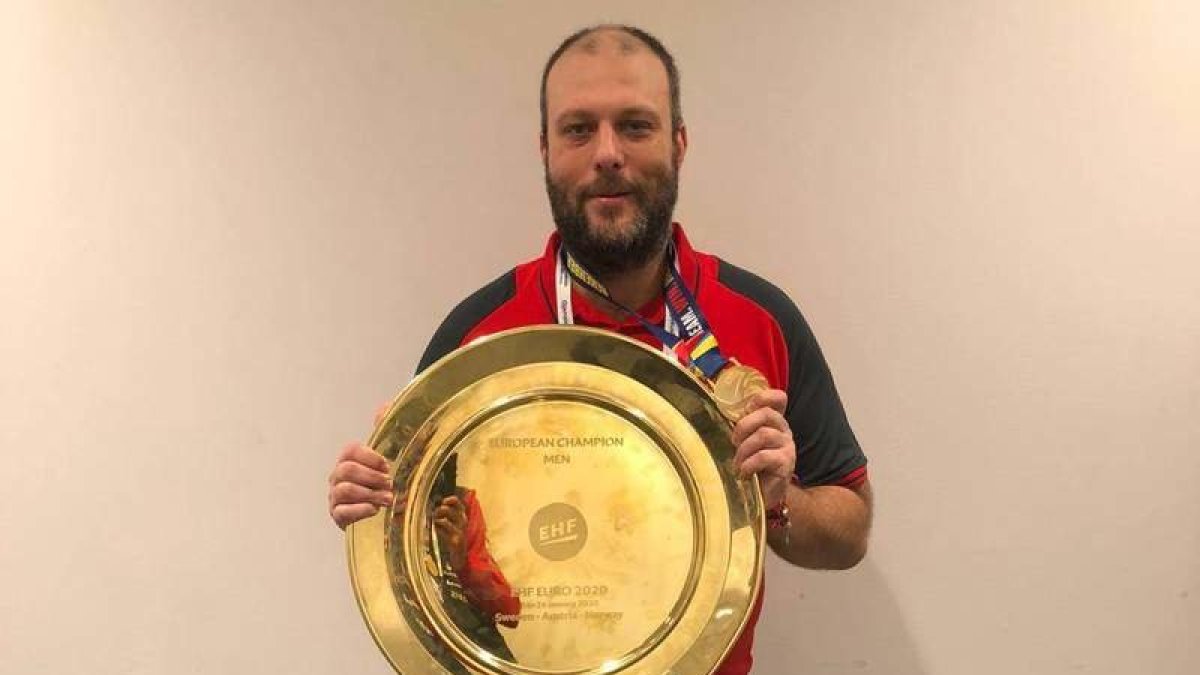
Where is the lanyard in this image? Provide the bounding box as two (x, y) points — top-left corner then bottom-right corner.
(554, 244), (729, 379)
(554, 245), (677, 359)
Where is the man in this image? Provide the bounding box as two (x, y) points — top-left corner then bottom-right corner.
(328, 24), (872, 674)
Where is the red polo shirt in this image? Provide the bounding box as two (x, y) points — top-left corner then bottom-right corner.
(415, 224), (868, 673)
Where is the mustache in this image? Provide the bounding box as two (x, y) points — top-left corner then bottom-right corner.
(580, 176), (638, 199)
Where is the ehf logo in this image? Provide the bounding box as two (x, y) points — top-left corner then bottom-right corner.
(529, 502), (588, 561)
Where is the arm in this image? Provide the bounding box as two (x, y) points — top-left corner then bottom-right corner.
(768, 479), (872, 570)
(713, 259), (872, 569)
(733, 390), (872, 570)
(451, 491), (522, 626)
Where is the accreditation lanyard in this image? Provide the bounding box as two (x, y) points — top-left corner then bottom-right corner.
(554, 244), (730, 379)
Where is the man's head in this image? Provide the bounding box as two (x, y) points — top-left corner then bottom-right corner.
(540, 25), (687, 279)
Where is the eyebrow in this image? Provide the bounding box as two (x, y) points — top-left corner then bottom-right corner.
(554, 106), (662, 126)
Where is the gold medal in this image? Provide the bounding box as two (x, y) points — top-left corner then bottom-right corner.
(710, 362), (769, 423)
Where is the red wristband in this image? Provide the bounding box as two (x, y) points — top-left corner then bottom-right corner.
(765, 500), (790, 530)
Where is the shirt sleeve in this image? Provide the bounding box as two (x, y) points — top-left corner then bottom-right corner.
(415, 270), (517, 375)
(780, 301), (868, 489)
(714, 259), (868, 489)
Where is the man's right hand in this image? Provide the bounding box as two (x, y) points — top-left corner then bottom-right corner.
(327, 442), (393, 529)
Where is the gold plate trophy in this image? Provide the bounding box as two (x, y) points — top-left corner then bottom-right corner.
(347, 326), (767, 674)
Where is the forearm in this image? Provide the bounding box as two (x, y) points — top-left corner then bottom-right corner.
(767, 480), (873, 570)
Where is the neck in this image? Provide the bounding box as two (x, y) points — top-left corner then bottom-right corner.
(579, 247), (669, 319)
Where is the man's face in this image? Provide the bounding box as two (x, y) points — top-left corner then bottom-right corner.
(542, 31), (687, 278)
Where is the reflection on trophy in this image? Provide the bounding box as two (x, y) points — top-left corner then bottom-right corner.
(428, 455), (519, 661)
(349, 326), (764, 674)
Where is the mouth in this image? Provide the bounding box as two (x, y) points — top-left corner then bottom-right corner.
(588, 192), (631, 202)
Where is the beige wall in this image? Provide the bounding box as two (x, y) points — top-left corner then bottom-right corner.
(3, 1), (1198, 673)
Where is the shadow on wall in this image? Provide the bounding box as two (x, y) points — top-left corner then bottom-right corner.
(756, 558), (926, 675)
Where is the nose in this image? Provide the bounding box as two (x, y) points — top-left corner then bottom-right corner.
(592, 122), (624, 173)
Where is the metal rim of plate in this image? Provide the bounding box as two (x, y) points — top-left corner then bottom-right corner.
(347, 325), (764, 675)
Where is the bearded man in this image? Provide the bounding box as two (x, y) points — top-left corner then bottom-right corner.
(328, 24), (873, 674)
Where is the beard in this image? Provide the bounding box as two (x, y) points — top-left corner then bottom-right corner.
(544, 157), (678, 279)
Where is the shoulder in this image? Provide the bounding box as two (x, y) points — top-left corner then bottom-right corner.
(713, 259), (806, 327)
(416, 258), (549, 374)
(416, 268), (518, 374)
(701, 254), (815, 351)
(700, 255), (867, 488)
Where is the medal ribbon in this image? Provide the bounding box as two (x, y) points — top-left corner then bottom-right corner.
(555, 244), (729, 380)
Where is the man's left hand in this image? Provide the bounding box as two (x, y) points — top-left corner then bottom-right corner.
(731, 389), (796, 506)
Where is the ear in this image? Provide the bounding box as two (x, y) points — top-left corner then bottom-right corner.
(540, 132), (549, 163)
(672, 124), (689, 170)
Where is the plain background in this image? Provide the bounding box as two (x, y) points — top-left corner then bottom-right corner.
(3, 1), (1198, 674)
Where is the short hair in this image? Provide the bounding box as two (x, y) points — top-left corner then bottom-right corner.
(539, 24), (683, 138)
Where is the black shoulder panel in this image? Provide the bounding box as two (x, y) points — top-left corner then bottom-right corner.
(716, 260), (809, 353)
(716, 260), (867, 488)
(415, 269), (516, 375)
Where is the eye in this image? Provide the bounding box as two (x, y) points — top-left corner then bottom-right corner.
(561, 123), (593, 140)
(619, 119), (654, 137)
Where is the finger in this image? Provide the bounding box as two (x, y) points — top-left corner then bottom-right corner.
(749, 389), (787, 415)
(330, 461), (392, 491)
(331, 482), (394, 508)
(332, 503), (379, 529)
(450, 504), (468, 529)
(439, 496), (467, 521)
(733, 425), (791, 466)
(732, 407), (790, 446)
(738, 446), (795, 481)
(435, 502), (467, 523)
(434, 517), (462, 538)
(334, 442), (390, 474)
